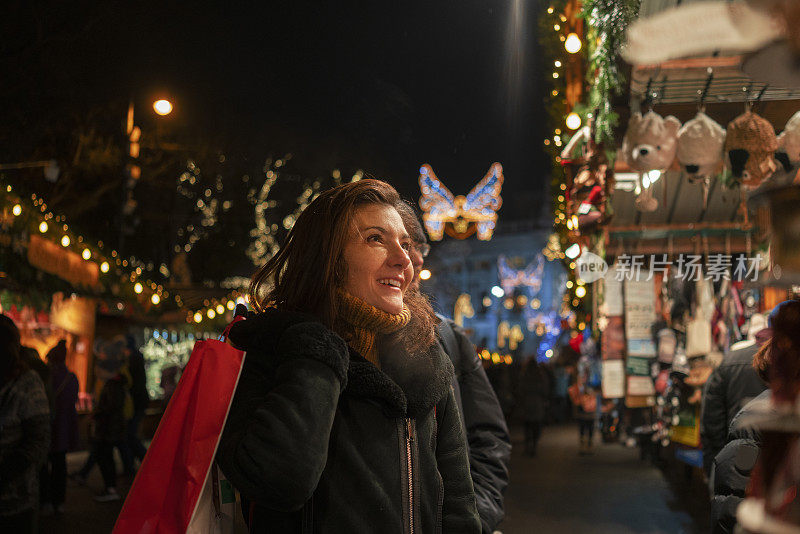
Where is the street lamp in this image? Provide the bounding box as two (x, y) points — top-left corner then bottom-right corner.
(153, 99), (173, 116)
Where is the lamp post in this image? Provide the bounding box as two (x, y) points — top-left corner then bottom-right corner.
(119, 98), (173, 255)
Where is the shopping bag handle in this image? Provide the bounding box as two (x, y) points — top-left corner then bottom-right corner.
(220, 303), (249, 342)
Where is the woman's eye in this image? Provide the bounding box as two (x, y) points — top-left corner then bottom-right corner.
(401, 242), (411, 251)
(367, 234), (382, 243)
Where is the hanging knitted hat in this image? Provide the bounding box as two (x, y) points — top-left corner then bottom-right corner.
(677, 112), (726, 180)
(724, 111), (778, 187)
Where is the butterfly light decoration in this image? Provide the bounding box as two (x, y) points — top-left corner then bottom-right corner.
(418, 163), (504, 240)
(497, 254), (545, 295)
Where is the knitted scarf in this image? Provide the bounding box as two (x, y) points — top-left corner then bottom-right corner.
(335, 290), (411, 367)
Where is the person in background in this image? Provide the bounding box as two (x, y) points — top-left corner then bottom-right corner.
(42, 340), (79, 515)
(520, 357), (551, 456)
(701, 313), (770, 476)
(710, 300), (800, 533)
(122, 334), (148, 475)
(19, 345), (54, 513)
(399, 203), (511, 534)
(0, 314), (50, 533)
(92, 341), (131, 503)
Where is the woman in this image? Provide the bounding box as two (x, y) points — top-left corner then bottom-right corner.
(0, 314), (50, 533)
(44, 340), (79, 514)
(217, 179), (480, 533)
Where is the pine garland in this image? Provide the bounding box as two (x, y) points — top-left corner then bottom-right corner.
(581, 0), (640, 147)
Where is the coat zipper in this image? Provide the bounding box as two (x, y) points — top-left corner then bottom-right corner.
(406, 417), (415, 534)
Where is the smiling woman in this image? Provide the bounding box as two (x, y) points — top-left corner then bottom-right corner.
(217, 179), (481, 533)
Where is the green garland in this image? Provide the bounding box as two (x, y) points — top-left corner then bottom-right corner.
(581, 0), (641, 147)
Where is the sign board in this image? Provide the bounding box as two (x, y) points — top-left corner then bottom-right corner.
(27, 235), (100, 289)
(601, 359), (625, 399)
(624, 279), (656, 357)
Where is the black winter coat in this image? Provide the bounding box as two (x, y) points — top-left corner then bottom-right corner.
(701, 342), (767, 474)
(711, 389), (771, 534)
(217, 310), (481, 534)
(437, 318), (510, 534)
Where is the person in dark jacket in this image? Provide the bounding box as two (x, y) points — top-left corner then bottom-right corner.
(121, 334), (148, 474)
(701, 315), (769, 475)
(92, 342), (130, 503)
(520, 358), (551, 456)
(400, 203), (511, 533)
(43, 340), (79, 515)
(711, 387), (770, 534)
(0, 315), (50, 534)
(217, 180), (480, 533)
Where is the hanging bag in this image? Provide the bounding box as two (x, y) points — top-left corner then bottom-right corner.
(686, 309), (712, 358)
(113, 316), (246, 534)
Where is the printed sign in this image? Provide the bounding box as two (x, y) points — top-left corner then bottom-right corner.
(624, 279), (656, 357)
(601, 359), (625, 399)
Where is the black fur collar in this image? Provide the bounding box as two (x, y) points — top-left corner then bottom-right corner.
(229, 309), (454, 418)
(345, 334), (454, 419)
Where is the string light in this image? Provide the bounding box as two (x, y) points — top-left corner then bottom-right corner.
(565, 32), (582, 53)
(151, 294), (161, 305)
(207, 308), (216, 319)
(82, 248), (91, 260)
(39, 221), (48, 233)
(61, 235), (70, 247)
(134, 283), (143, 294)
(12, 204), (21, 216)
(566, 112), (582, 130)
(100, 262), (110, 273)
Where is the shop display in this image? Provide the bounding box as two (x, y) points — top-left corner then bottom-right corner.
(725, 111), (779, 188)
(620, 111), (681, 211)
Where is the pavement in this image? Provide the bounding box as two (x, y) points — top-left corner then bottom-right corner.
(499, 423), (710, 534)
(36, 424), (710, 533)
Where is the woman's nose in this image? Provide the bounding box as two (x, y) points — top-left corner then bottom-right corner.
(388, 242), (411, 269)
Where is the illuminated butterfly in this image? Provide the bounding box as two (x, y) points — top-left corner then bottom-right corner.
(418, 163), (504, 240)
(497, 254), (545, 295)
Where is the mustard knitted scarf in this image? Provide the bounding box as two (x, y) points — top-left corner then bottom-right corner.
(335, 290), (411, 367)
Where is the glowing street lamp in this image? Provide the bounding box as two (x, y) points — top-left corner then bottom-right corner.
(153, 99), (173, 116)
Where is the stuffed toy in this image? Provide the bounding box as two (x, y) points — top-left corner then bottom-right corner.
(724, 110), (778, 188)
(621, 111), (682, 172)
(677, 112), (726, 180)
(777, 110), (800, 167)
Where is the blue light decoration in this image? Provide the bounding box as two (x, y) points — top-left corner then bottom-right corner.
(418, 163), (504, 240)
(497, 254), (545, 295)
(533, 311), (562, 362)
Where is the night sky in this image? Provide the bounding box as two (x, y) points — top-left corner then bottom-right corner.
(5, 0), (550, 222)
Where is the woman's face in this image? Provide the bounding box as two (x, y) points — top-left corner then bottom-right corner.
(342, 204), (413, 314)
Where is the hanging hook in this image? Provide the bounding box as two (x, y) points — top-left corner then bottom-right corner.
(753, 84), (769, 112)
(744, 82), (754, 111)
(698, 69), (713, 112)
(642, 77), (654, 111)
(657, 76), (668, 106)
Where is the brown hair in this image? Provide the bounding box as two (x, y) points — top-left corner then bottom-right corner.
(753, 339), (772, 384)
(249, 179), (437, 352)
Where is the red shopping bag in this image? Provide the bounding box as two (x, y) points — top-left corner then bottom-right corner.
(114, 321), (245, 534)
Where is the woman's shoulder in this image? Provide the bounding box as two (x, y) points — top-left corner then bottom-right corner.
(228, 307), (323, 350)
